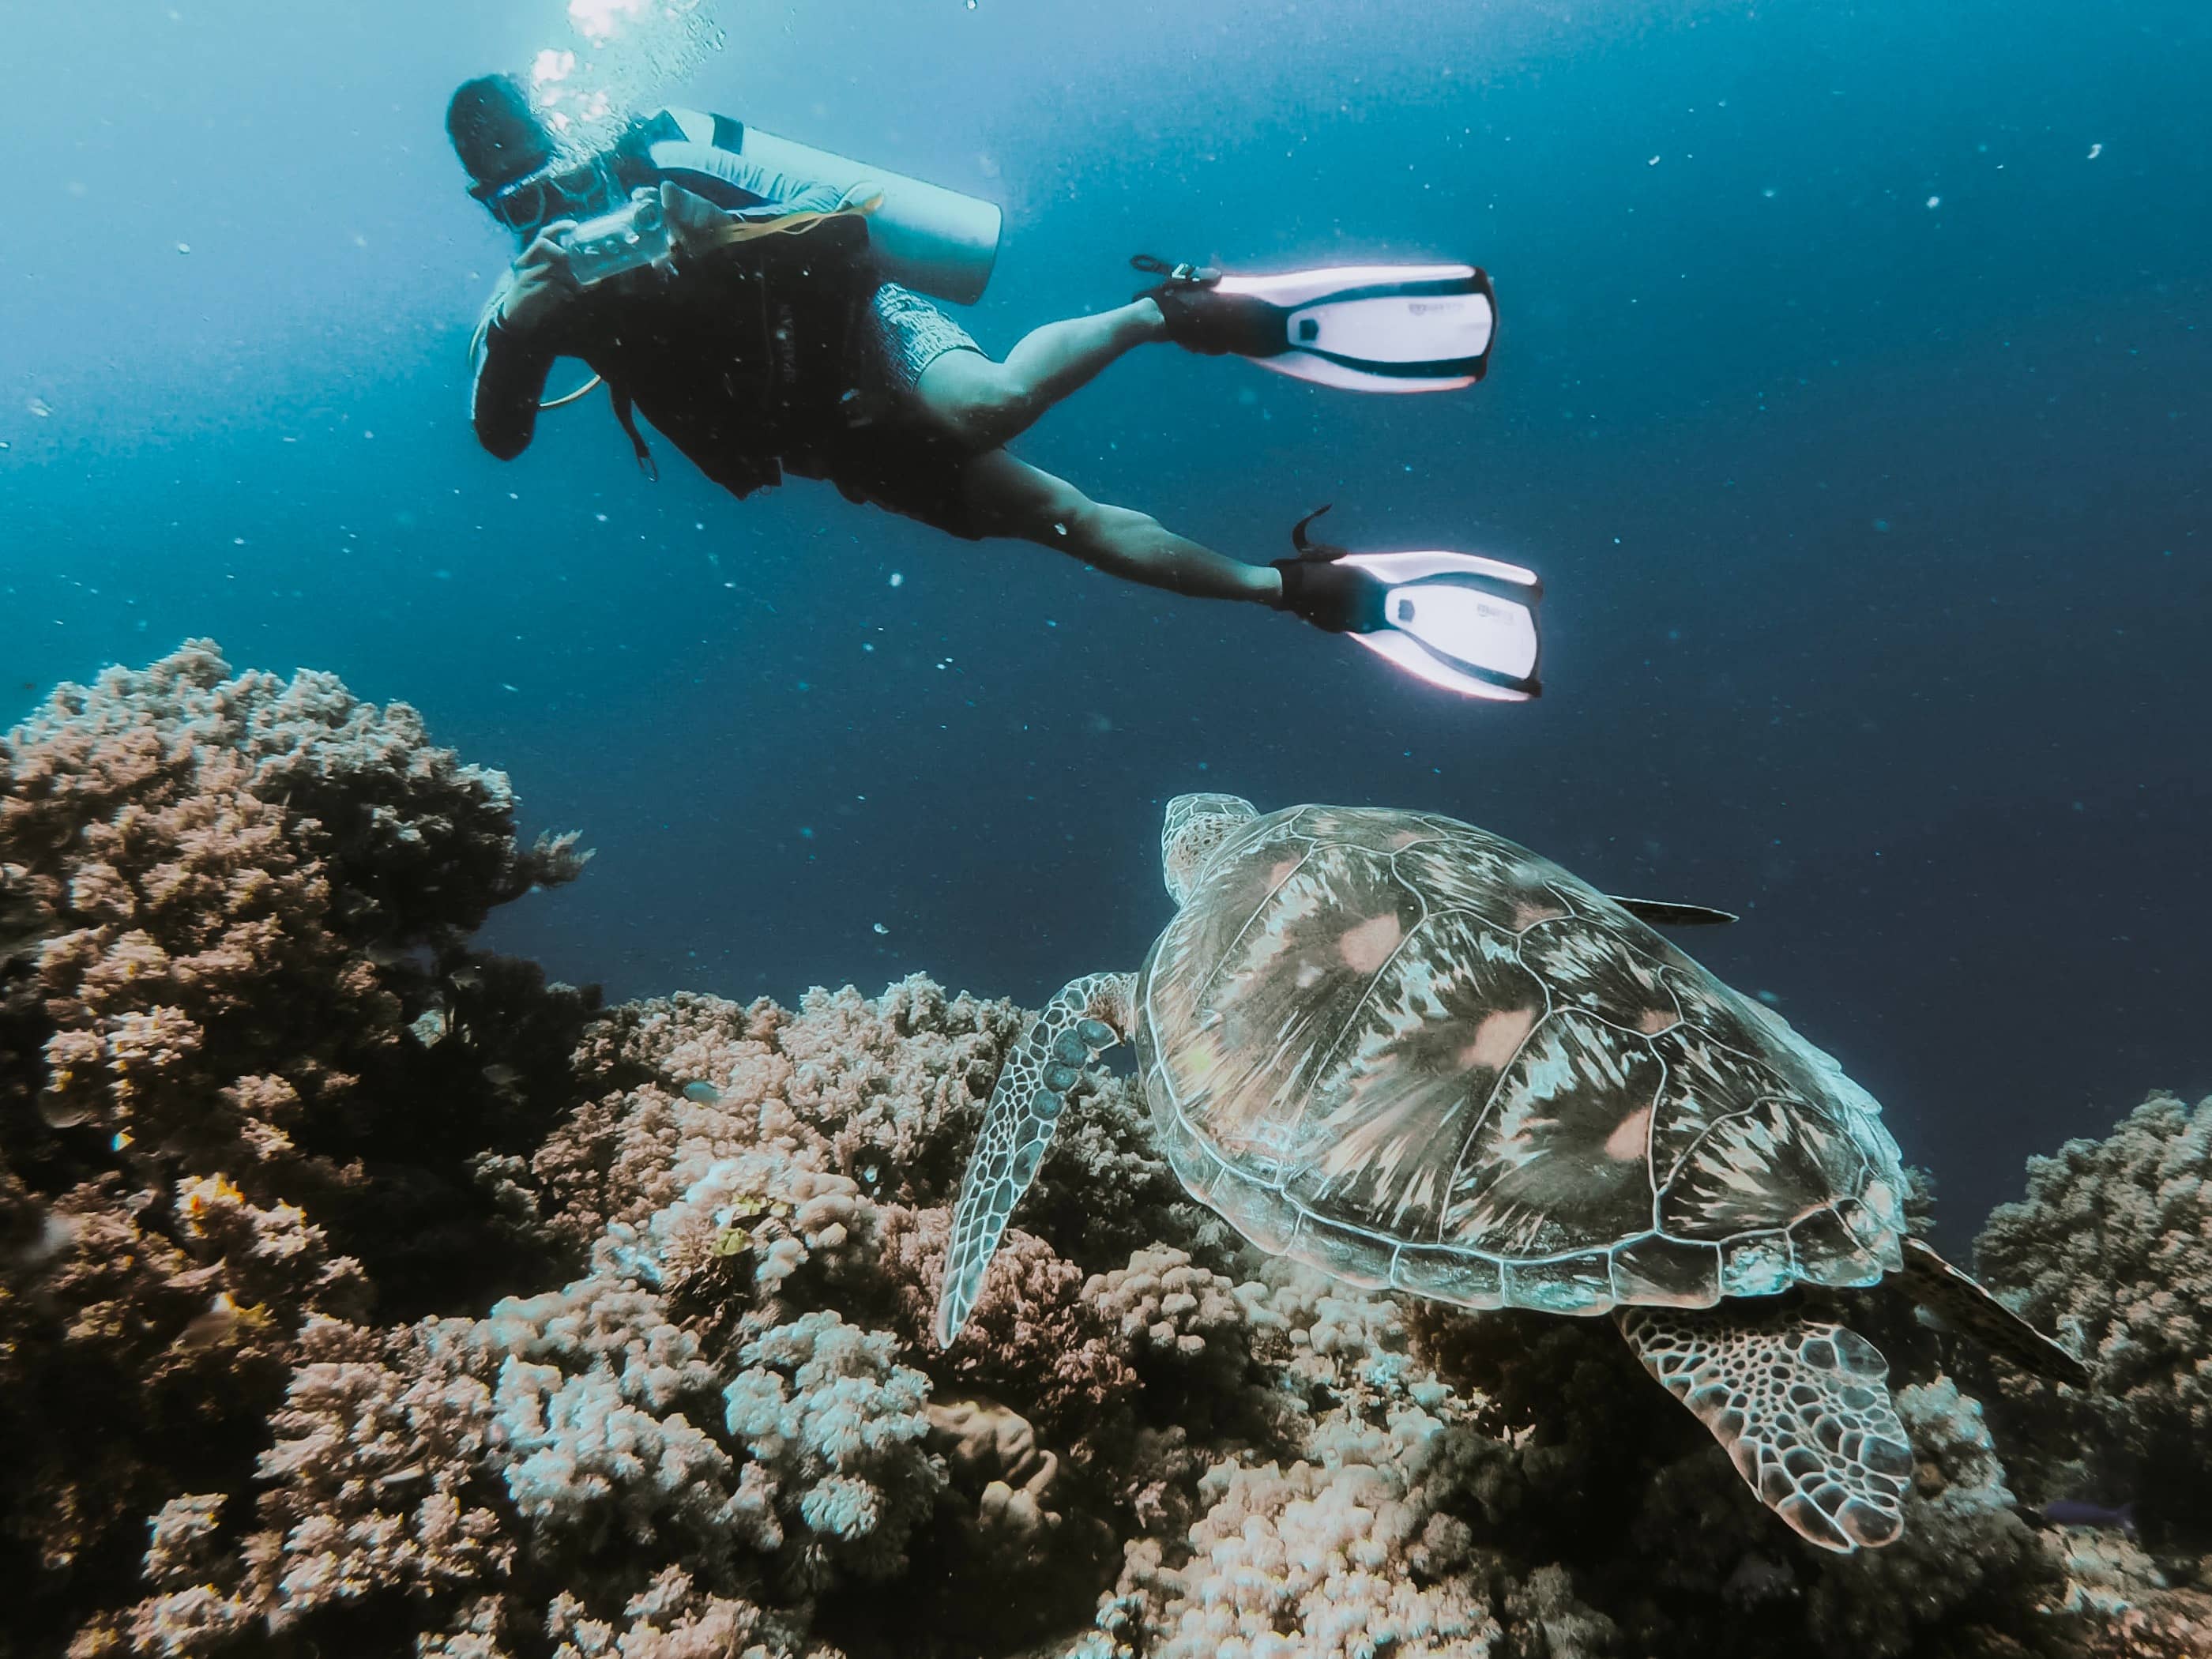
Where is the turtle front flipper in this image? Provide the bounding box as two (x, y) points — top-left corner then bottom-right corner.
(935, 972), (1135, 1348)
(1618, 1304), (1913, 1552)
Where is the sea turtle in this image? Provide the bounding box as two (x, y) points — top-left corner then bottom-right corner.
(936, 795), (2086, 1552)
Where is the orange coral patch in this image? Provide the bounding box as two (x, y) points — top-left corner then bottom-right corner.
(1338, 912), (1404, 974)
(1460, 1006), (1537, 1072)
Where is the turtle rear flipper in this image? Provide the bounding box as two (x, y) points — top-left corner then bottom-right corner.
(1898, 1237), (2090, 1388)
(1619, 1304), (1913, 1552)
(935, 971), (1134, 1348)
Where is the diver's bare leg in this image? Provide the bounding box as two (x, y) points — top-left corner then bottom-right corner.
(958, 450), (1281, 606)
(916, 300), (1167, 450)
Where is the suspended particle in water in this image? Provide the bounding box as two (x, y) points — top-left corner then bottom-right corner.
(176, 242), (190, 254)
(873, 922), (890, 935)
(1925, 195), (1940, 209)
(2086, 142), (2102, 160)
(889, 571), (904, 586)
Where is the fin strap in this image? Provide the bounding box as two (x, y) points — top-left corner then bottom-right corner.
(1130, 253), (1221, 286)
(1290, 504), (1349, 562)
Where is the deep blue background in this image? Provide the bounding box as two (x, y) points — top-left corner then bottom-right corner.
(4, 0), (2206, 1237)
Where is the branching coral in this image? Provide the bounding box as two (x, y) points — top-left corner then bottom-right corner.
(99, 951), (2212, 1659)
(1975, 1091), (2212, 1533)
(0, 645), (589, 1650)
(721, 1309), (942, 1587)
(19, 649), (2212, 1659)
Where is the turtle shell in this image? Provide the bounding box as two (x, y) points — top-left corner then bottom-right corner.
(1132, 805), (1908, 1315)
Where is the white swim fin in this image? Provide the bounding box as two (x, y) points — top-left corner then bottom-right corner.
(1135, 256), (1496, 392)
(1274, 508), (1542, 702)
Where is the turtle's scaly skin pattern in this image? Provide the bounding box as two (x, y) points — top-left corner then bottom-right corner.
(1620, 1304), (1913, 1552)
(1134, 806), (1908, 1315)
(937, 972), (1133, 1345)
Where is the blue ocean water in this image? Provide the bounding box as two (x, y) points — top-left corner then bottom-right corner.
(3, 0), (2206, 1238)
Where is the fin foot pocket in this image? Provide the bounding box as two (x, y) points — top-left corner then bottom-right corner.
(1131, 254), (1496, 389)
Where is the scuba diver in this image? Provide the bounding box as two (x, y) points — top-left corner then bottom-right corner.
(448, 73), (1542, 699)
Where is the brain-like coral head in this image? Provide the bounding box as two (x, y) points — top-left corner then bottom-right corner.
(1161, 793), (1258, 907)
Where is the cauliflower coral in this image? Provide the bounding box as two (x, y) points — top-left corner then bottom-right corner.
(11, 649), (2212, 1659)
(0, 645), (589, 1648)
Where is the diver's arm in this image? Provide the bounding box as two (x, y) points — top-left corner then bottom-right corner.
(471, 306), (557, 461)
(469, 224), (578, 461)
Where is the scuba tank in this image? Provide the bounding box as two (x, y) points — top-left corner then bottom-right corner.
(646, 122), (1001, 305)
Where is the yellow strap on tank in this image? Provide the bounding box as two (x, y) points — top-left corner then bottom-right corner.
(687, 192), (883, 252)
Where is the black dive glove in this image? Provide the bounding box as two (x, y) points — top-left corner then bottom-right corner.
(1271, 506), (1389, 633)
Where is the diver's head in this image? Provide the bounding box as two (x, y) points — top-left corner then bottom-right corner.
(448, 73), (557, 202)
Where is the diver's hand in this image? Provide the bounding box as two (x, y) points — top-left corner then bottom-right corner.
(494, 220), (581, 338)
(660, 181), (740, 263)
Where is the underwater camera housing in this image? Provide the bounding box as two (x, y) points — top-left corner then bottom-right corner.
(560, 189), (674, 287)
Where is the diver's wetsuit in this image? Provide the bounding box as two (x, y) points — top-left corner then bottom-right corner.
(469, 106), (987, 532)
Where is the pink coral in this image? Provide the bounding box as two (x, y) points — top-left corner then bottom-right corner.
(925, 1394), (1067, 1567)
(1, 645), (586, 1647)
(1976, 1091), (2212, 1524)
(13, 656), (2206, 1659)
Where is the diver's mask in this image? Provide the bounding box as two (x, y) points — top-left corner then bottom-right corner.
(470, 156), (625, 239)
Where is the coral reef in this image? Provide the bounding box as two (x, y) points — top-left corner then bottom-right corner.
(9, 649), (2211, 1659)
(0, 645), (592, 1652)
(1974, 1092), (2212, 1537)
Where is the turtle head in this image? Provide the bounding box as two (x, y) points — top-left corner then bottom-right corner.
(1161, 793), (1258, 907)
